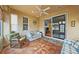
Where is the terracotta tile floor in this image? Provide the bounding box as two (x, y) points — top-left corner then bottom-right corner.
(2, 38), (62, 54)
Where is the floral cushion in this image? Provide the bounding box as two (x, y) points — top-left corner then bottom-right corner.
(61, 39), (79, 54)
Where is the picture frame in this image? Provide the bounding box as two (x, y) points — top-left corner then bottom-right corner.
(33, 20), (37, 25)
(71, 20), (75, 27)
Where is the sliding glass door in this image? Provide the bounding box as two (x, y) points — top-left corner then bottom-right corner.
(52, 15), (66, 40)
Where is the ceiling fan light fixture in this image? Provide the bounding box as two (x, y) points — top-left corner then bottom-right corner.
(32, 6), (50, 17)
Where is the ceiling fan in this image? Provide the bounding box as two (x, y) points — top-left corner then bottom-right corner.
(32, 6), (50, 17)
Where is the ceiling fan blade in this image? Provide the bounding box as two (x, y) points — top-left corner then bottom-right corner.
(32, 10), (39, 14)
(36, 6), (41, 11)
(43, 12), (48, 14)
(43, 7), (50, 11)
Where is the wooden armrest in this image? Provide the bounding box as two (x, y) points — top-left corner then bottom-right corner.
(19, 36), (25, 41)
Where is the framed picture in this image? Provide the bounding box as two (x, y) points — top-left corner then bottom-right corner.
(71, 20), (75, 27)
(33, 20), (37, 25)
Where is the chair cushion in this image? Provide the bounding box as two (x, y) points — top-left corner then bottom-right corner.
(61, 39), (79, 54)
(22, 31), (41, 41)
(25, 31), (32, 39)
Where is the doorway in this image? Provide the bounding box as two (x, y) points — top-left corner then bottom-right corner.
(44, 19), (51, 37)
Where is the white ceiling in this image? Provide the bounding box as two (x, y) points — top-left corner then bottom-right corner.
(9, 5), (79, 18)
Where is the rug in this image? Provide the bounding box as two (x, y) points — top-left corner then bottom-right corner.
(1, 38), (62, 54)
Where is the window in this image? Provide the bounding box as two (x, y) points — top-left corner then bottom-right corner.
(11, 14), (18, 32)
(23, 17), (28, 30)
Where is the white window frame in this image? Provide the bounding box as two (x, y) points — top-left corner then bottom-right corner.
(11, 14), (18, 33)
(23, 16), (28, 31)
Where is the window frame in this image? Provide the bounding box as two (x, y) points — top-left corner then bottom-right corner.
(11, 14), (18, 33)
(23, 17), (28, 30)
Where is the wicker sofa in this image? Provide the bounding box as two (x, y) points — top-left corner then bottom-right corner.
(22, 31), (42, 41)
(61, 39), (79, 54)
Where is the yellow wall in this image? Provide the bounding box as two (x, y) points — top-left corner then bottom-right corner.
(3, 6), (79, 40)
(3, 7), (39, 36)
(18, 14), (39, 34)
(39, 6), (79, 40)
